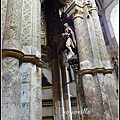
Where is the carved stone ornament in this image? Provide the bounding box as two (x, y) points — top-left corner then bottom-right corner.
(64, 1), (84, 19)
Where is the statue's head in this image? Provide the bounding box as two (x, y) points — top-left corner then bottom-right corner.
(64, 23), (69, 27)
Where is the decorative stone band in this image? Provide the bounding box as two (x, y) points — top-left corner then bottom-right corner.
(42, 86), (53, 90)
(78, 67), (113, 76)
(2, 49), (45, 68)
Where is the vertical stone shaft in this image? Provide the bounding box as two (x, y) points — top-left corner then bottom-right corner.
(59, 68), (65, 120)
(30, 65), (42, 120)
(3, 0), (22, 50)
(2, 0), (42, 120)
(83, 4), (101, 67)
(20, 63), (42, 120)
(84, 4), (107, 119)
(1, 0), (8, 41)
(19, 0), (42, 120)
(36, 0), (41, 52)
(90, 1), (118, 119)
(89, 0), (110, 65)
(60, 54), (72, 120)
(65, 67), (73, 120)
(64, 1), (117, 120)
(71, 5), (96, 120)
(20, 0), (41, 58)
(65, 3), (95, 120)
(52, 58), (61, 120)
(2, 0), (22, 120)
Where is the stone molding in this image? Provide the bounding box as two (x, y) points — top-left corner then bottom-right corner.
(78, 67), (113, 76)
(64, 0), (98, 19)
(2, 49), (44, 67)
(64, 0), (83, 18)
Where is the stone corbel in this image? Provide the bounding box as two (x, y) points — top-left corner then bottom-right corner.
(72, 6), (84, 19)
(64, 0), (84, 19)
(67, 5), (84, 19)
(2, 49), (45, 68)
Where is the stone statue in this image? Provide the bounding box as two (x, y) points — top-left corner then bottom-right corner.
(62, 23), (77, 59)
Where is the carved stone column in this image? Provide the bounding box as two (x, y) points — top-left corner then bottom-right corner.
(19, 63), (42, 120)
(1, 0), (8, 41)
(3, 0), (22, 50)
(19, 0), (42, 120)
(64, 0), (118, 120)
(2, 0), (22, 120)
(2, 0), (42, 120)
(88, 1), (118, 119)
(65, 1), (96, 120)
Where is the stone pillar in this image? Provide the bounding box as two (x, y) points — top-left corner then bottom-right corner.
(64, 0), (118, 120)
(19, 63), (41, 120)
(52, 58), (61, 120)
(59, 67), (66, 120)
(84, 4), (110, 119)
(3, 0), (22, 50)
(65, 1), (96, 120)
(19, 0), (42, 120)
(2, 0), (22, 119)
(20, 0), (41, 57)
(89, 1), (118, 119)
(2, 0), (42, 120)
(1, 0), (8, 41)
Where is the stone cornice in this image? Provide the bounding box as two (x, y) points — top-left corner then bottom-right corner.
(78, 67), (113, 76)
(2, 49), (45, 68)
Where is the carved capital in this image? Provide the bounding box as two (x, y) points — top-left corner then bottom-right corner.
(72, 6), (84, 19)
(64, 1), (84, 19)
(84, 1), (98, 15)
(2, 49), (45, 68)
(64, 0), (98, 19)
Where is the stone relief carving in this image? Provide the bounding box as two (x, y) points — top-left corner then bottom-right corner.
(20, 0), (32, 46)
(3, 0), (22, 42)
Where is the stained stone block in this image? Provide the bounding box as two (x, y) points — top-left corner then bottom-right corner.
(21, 71), (30, 83)
(2, 70), (12, 83)
(21, 83), (29, 103)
